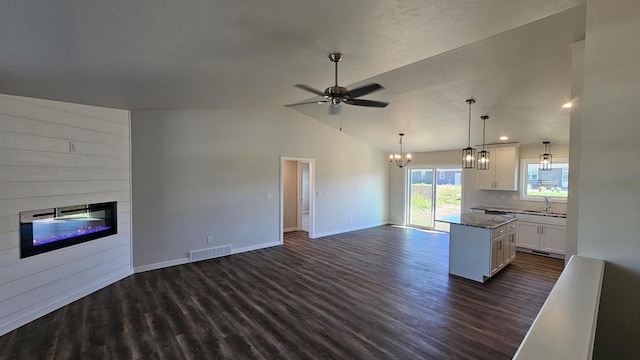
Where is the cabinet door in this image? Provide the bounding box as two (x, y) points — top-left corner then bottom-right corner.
(476, 157), (495, 189)
(494, 146), (518, 191)
(505, 222), (518, 260)
(491, 237), (506, 275)
(510, 231), (517, 260)
(504, 231), (516, 262)
(517, 222), (540, 250)
(541, 225), (566, 254)
(491, 238), (500, 275)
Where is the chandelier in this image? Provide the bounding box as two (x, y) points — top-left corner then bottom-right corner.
(390, 133), (412, 168)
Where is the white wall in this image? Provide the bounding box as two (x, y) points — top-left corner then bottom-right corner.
(131, 107), (389, 269)
(579, 1), (640, 357)
(565, 40), (584, 262)
(0, 94), (132, 336)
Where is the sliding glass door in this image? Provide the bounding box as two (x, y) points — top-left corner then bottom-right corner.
(408, 169), (434, 227)
(408, 167), (462, 231)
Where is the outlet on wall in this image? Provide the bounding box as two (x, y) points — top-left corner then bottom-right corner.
(349, 216), (353, 222)
(512, 194), (518, 200)
(207, 236), (213, 244)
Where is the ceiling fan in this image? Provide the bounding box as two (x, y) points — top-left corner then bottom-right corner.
(290, 53), (389, 115)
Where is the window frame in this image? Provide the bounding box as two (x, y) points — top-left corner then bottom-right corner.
(520, 158), (569, 203)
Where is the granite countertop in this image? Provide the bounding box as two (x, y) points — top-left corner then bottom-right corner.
(437, 213), (517, 229)
(470, 206), (567, 218)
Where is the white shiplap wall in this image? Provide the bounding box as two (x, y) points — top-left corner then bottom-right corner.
(0, 94), (132, 336)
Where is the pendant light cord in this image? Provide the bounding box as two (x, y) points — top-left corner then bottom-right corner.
(467, 101), (472, 147)
(482, 117), (486, 151)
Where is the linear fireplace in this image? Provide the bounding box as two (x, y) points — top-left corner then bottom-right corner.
(20, 202), (117, 258)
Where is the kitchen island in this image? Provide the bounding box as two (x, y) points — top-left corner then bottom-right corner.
(438, 213), (518, 283)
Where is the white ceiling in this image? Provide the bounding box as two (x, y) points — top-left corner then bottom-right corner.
(0, 0), (585, 153)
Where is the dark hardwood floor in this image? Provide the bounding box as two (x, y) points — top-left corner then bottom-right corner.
(0, 226), (564, 359)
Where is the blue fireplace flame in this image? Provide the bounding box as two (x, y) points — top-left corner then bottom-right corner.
(32, 218), (110, 246)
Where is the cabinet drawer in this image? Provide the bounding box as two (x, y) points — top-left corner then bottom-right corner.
(505, 221), (518, 233)
(492, 225), (506, 239)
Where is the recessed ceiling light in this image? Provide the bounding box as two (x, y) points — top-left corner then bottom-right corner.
(562, 102), (572, 108)
(499, 136), (509, 141)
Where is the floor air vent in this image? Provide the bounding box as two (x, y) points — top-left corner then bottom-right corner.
(189, 245), (232, 262)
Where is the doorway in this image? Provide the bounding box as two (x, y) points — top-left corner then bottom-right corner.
(407, 167), (462, 231)
(280, 157), (315, 243)
(299, 162), (310, 232)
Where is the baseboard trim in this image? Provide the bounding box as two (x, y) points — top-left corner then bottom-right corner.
(134, 258), (189, 273)
(133, 241), (282, 274)
(232, 241), (281, 254)
(283, 227), (298, 233)
(516, 247), (565, 260)
(313, 222), (388, 238)
(0, 267), (132, 337)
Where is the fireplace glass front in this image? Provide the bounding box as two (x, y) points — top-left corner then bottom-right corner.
(20, 202), (117, 258)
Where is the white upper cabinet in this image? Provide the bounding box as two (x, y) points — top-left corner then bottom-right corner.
(476, 145), (519, 191)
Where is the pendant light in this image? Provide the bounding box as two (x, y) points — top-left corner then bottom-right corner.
(462, 99), (476, 168)
(540, 141), (552, 171)
(390, 133), (412, 168)
(477, 115), (490, 170)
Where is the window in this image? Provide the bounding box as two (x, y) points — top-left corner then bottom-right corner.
(521, 159), (569, 202)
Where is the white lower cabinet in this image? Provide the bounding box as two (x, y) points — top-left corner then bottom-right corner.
(491, 223), (517, 275)
(449, 220), (517, 282)
(516, 214), (566, 257)
(517, 222), (542, 249)
(491, 236), (505, 276)
(505, 227), (517, 262)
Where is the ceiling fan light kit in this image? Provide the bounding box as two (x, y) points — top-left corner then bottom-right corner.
(291, 53), (389, 115)
(462, 99), (476, 169)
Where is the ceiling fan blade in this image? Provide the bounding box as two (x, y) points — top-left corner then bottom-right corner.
(328, 103), (341, 115)
(344, 99), (389, 108)
(293, 84), (325, 97)
(347, 83), (383, 99)
(285, 100), (329, 107)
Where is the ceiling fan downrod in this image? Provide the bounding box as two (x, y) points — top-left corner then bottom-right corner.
(329, 53), (342, 87)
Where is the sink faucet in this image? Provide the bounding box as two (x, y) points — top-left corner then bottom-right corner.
(544, 196), (551, 213)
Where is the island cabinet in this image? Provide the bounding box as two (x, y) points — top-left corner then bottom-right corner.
(516, 213), (566, 258)
(476, 145), (519, 191)
(492, 221), (517, 275)
(440, 213), (518, 283)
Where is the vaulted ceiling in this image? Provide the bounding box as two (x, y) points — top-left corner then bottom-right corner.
(0, 0), (585, 153)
